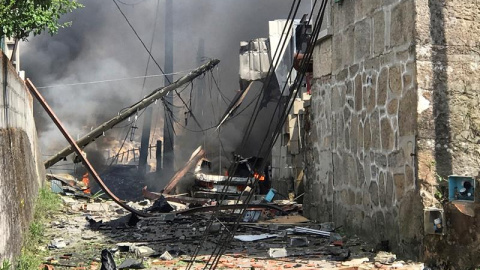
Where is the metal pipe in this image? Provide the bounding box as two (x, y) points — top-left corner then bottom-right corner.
(44, 59), (220, 168)
(26, 79), (152, 217)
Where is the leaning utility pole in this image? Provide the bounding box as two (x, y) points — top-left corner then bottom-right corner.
(44, 59), (221, 169)
(163, 0), (175, 177)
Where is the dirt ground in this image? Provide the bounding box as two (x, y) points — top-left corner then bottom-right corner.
(38, 195), (425, 270)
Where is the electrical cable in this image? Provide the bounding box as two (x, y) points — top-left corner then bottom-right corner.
(116, 0), (146, 6)
(199, 1), (329, 268)
(112, 0), (171, 84)
(186, 1), (303, 268)
(36, 71), (191, 89)
(210, 70), (231, 105)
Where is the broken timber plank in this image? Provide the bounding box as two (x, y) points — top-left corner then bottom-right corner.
(163, 146), (204, 194)
(44, 59), (220, 169)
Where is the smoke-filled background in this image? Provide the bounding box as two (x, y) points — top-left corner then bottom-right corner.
(22, 0), (310, 187)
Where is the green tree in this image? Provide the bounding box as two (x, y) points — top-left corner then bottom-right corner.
(0, 0), (82, 40)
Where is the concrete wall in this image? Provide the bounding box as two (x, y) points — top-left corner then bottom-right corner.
(415, 0), (480, 268)
(304, 0), (423, 258)
(0, 51), (45, 262)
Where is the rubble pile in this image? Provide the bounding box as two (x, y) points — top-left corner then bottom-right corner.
(38, 186), (424, 270)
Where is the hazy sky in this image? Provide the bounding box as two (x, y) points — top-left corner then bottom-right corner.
(22, 0), (311, 167)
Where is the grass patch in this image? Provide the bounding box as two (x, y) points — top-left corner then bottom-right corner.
(1, 259), (12, 270)
(16, 186), (61, 270)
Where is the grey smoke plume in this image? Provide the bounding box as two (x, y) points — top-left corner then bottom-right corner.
(22, 0), (310, 173)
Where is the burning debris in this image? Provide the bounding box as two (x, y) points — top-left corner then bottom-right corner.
(192, 155), (268, 198)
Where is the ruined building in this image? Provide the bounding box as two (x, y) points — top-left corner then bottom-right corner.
(303, 0), (480, 268)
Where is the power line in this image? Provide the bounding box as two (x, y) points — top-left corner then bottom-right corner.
(197, 1), (330, 268)
(112, 0), (171, 84)
(36, 71), (193, 89)
(186, 1), (304, 268)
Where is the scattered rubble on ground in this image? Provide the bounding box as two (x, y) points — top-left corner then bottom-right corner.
(37, 183), (425, 270)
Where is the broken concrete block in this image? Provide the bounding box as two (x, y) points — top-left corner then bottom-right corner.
(86, 203), (106, 212)
(159, 251), (173, 260)
(374, 251), (396, 264)
(118, 258), (144, 269)
(268, 248), (287, 258)
(132, 246), (155, 257)
(61, 196), (76, 204)
(49, 238), (67, 249)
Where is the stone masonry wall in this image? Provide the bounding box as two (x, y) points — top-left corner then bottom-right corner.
(415, 0), (480, 268)
(304, 0), (423, 258)
(0, 51), (45, 262)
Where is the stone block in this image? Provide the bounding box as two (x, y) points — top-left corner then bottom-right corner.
(371, 164), (378, 178)
(354, 74), (363, 111)
(364, 156), (372, 184)
(354, 0), (366, 21)
(332, 1), (347, 33)
(375, 153), (387, 168)
(366, 85), (376, 113)
(389, 65), (403, 96)
(313, 38), (332, 78)
(355, 190), (363, 205)
(398, 90), (417, 136)
(362, 215), (374, 235)
(381, 117), (394, 150)
(390, 0), (415, 48)
(370, 181), (380, 207)
(371, 110), (381, 149)
(358, 121), (364, 153)
(344, 26), (355, 65)
(403, 60), (415, 89)
(331, 86), (343, 110)
(348, 189), (356, 206)
(378, 171), (386, 207)
(332, 34), (344, 71)
(377, 67), (388, 106)
(364, 118), (371, 151)
(351, 114), (359, 153)
(345, 126), (350, 149)
(346, 79), (354, 97)
(344, 106), (351, 122)
(336, 68), (348, 81)
(405, 164), (414, 190)
(387, 98), (398, 115)
(373, 10), (385, 56)
(388, 150), (405, 169)
(363, 188), (372, 210)
(349, 64), (360, 78)
(365, 57), (380, 71)
(354, 18), (372, 62)
(380, 50), (395, 66)
(386, 172), (394, 207)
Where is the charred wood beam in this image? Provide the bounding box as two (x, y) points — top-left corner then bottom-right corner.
(163, 146), (204, 194)
(44, 59), (220, 169)
(26, 79), (152, 217)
